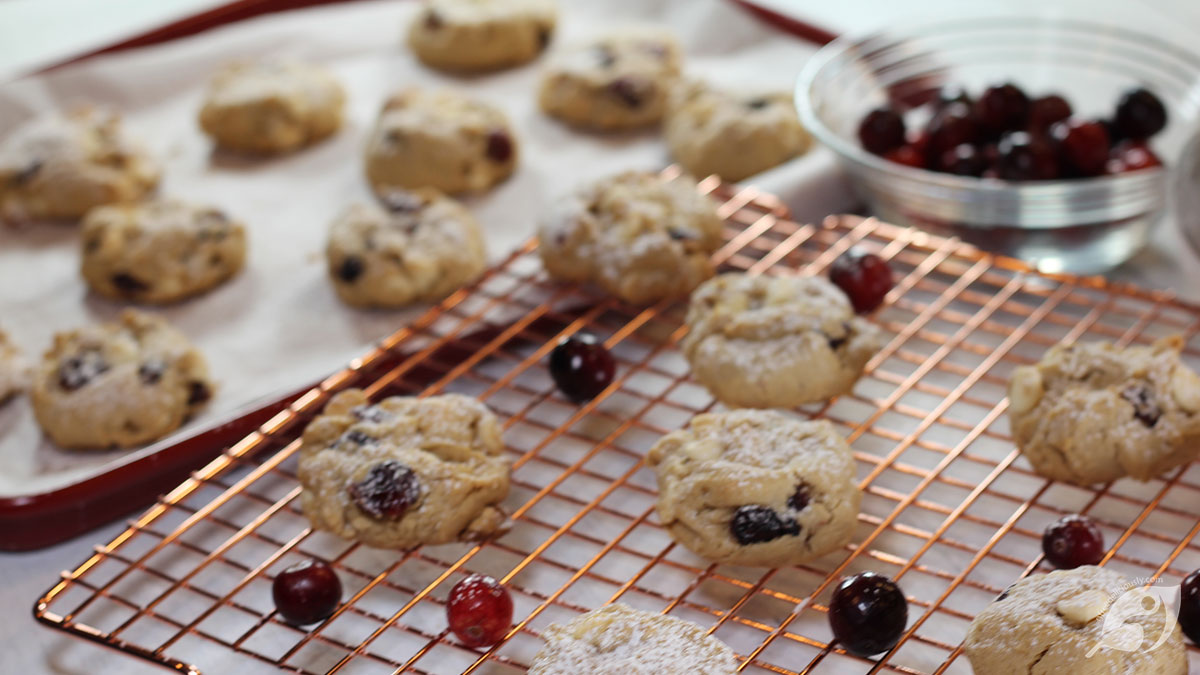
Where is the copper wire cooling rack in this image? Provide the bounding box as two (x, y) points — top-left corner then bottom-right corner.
(33, 172), (1200, 674)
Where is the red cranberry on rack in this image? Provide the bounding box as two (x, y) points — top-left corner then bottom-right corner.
(272, 558), (343, 625)
(447, 574), (514, 648)
(975, 83), (1030, 136)
(995, 131), (1060, 181)
(1042, 514), (1105, 569)
(1053, 119), (1110, 177)
(829, 249), (894, 313)
(1027, 94), (1072, 132)
(828, 572), (908, 657)
(1179, 570), (1200, 645)
(549, 333), (616, 402)
(858, 107), (907, 156)
(1114, 87), (1167, 139)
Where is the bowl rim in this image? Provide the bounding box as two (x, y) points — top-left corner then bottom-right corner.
(794, 15), (1190, 198)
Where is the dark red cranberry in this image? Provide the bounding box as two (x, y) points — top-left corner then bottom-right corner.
(828, 572), (908, 657)
(1027, 95), (1072, 132)
(935, 84), (973, 110)
(446, 574), (514, 648)
(485, 130), (513, 163)
(609, 77), (649, 107)
(138, 360), (165, 385)
(1042, 514), (1104, 569)
(58, 350), (109, 391)
(111, 273), (149, 294)
(857, 108), (906, 156)
(1053, 119), (1110, 177)
(1179, 570), (1200, 644)
(272, 558), (342, 625)
(938, 143), (985, 176)
(187, 381), (211, 406)
(883, 144), (926, 169)
(789, 484), (812, 511)
(996, 131), (1059, 181)
(337, 256), (364, 283)
(730, 505), (799, 544)
(1120, 383), (1160, 427)
(1108, 141), (1162, 173)
(549, 334), (615, 402)
(348, 460), (419, 520)
(927, 102), (979, 158)
(829, 249), (894, 313)
(1114, 87), (1167, 139)
(975, 83), (1030, 136)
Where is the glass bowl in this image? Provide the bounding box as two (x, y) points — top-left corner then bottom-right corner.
(796, 17), (1200, 274)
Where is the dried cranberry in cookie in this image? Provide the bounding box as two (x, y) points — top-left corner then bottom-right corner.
(30, 310), (212, 449)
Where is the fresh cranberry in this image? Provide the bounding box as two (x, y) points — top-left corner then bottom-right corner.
(1108, 140), (1163, 173)
(828, 572), (908, 657)
(730, 505), (799, 544)
(883, 144), (926, 169)
(858, 108), (906, 155)
(1042, 514), (1105, 569)
(1179, 570), (1200, 645)
(976, 83), (1030, 136)
(1028, 95), (1073, 132)
(1114, 87), (1167, 139)
(1053, 119), (1110, 177)
(938, 143), (985, 176)
(927, 102), (979, 158)
(829, 249), (894, 313)
(272, 559), (342, 625)
(446, 574), (514, 648)
(996, 131), (1059, 180)
(548, 334), (616, 402)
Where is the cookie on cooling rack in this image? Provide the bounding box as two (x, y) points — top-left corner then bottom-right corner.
(536, 171), (722, 304)
(0, 107), (159, 223)
(364, 88), (517, 196)
(964, 566), (1186, 674)
(530, 603), (739, 674)
(199, 59), (345, 154)
(681, 273), (882, 408)
(297, 389), (510, 549)
(647, 410), (861, 567)
(31, 310), (212, 449)
(408, 0), (557, 72)
(1008, 336), (1200, 485)
(538, 27), (682, 130)
(81, 199), (247, 304)
(325, 188), (487, 308)
(0, 330), (30, 403)
(665, 81), (811, 182)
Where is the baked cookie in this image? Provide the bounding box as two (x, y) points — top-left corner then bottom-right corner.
(681, 273), (882, 409)
(364, 89), (517, 195)
(1008, 336), (1200, 485)
(298, 389), (510, 549)
(0, 330), (30, 403)
(81, 199), (247, 304)
(198, 60), (345, 154)
(530, 603), (739, 674)
(647, 410), (861, 567)
(537, 171), (722, 304)
(538, 27), (682, 131)
(963, 566), (1186, 674)
(326, 189), (487, 308)
(31, 310), (212, 449)
(0, 107), (159, 222)
(408, 0), (557, 72)
(665, 82), (811, 182)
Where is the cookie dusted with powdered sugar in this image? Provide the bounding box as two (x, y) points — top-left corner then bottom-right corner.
(530, 604), (739, 674)
(537, 171), (722, 304)
(408, 0), (557, 72)
(31, 310), (212, 449)
(647, 410), (861, 567)
(298, 389), (510, 549)
(681, 273), (882, 409)
(0, 107), (159, 223)
(1008, 336), (1200, 485)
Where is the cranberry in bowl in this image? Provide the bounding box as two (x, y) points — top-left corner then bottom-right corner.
(797, 17), (1200, 275)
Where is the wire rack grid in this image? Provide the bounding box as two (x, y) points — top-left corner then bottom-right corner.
(32, 172), (1200, 674)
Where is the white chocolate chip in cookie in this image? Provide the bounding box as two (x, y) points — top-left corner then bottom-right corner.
(1056, 588), (1111, 625)
(1170, 366), (1200, 413)
(1008, 366), (1044, 414)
